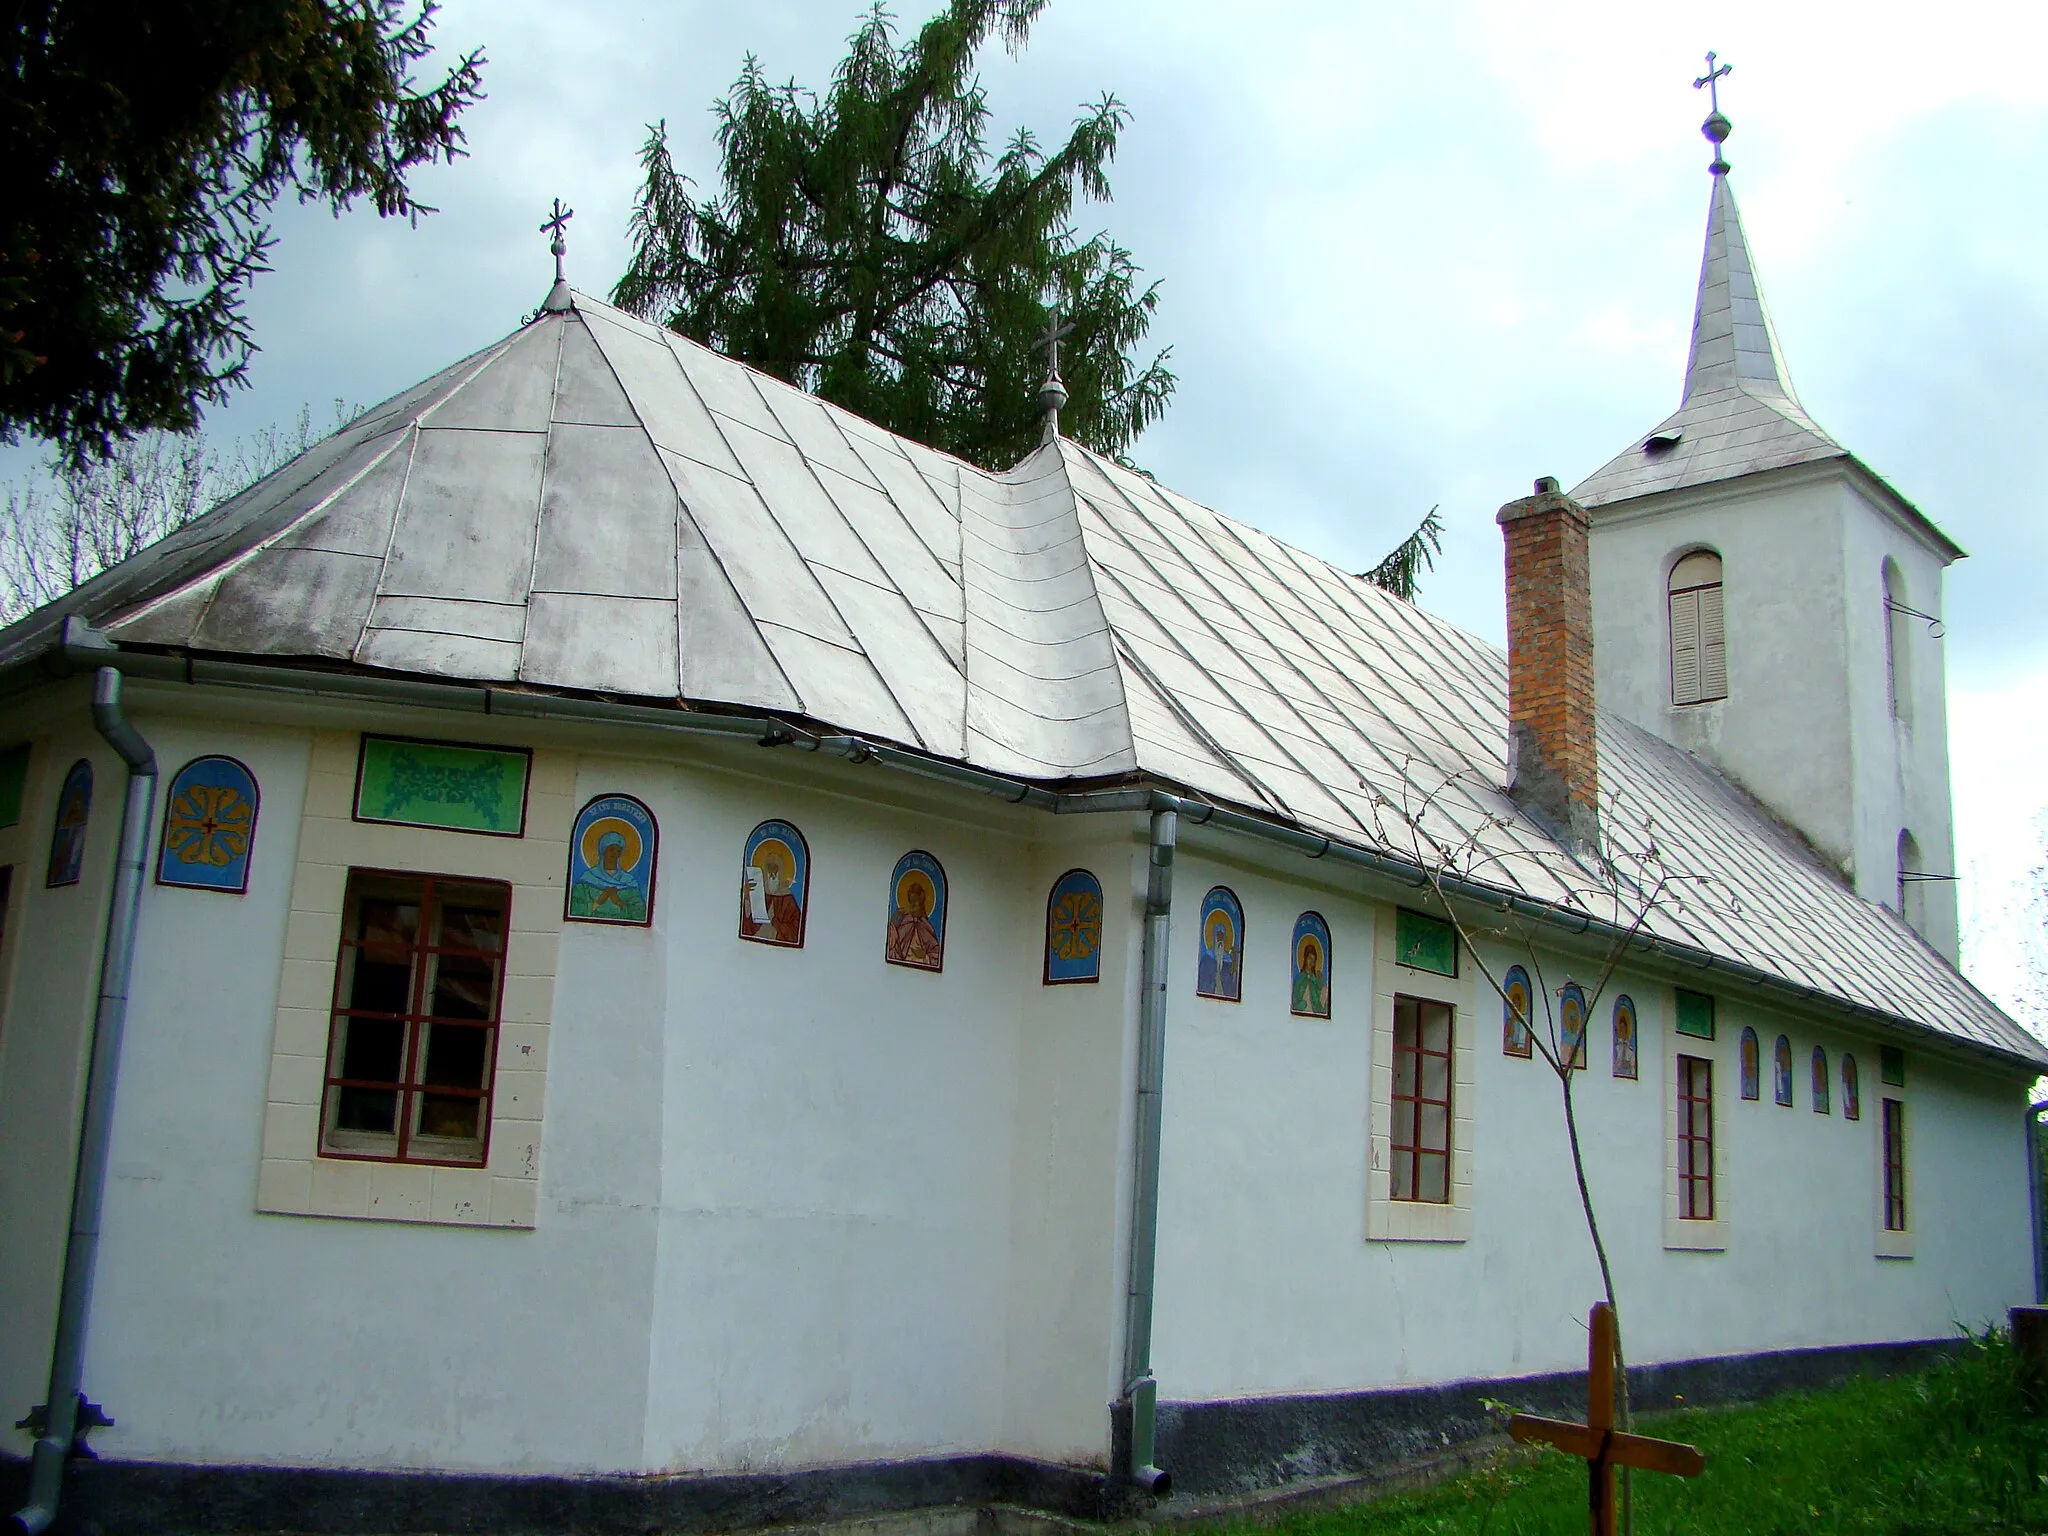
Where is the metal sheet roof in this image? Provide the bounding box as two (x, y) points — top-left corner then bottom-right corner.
(2, 292), (2034, 1067)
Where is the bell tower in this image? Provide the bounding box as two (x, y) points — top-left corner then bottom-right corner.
(1573, 61), (1963, 961)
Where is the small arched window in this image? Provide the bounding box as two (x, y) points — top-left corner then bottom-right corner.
(1811, 1046), (1830, 1114)
(1669, 550), (1727, 706)
(1773, 1034), (1795, 1107)
(1842, 1054), (1861, 1121)
(1739, 1027), (1760, 1100)
(1883, 559), (1912, 725)
(1896, 830), (1926, 932)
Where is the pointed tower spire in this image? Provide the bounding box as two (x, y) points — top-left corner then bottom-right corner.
(1681, 59), (1800, 408)
(1569, 58), (1843, 510)
(1682, 175), (1801, 406)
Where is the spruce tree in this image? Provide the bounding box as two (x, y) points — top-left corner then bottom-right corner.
(613, 0), (1173, 471)
(0, 1), (484, 459)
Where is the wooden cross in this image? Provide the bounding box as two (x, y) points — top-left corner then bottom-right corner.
(1693, 51), (1733, 114)
(1508, 1303), (1704, 1536)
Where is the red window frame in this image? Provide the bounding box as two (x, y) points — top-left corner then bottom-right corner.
(320, 868), (510, 1167)
(1391, 995), (1454, 1203)
(1677, 1055), (1714, 1221)
(1881, 1098), (1907, 1232)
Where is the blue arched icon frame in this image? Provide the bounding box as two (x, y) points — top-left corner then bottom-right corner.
(156, 755), (261, 894)
(1043, 868), (1103, 985)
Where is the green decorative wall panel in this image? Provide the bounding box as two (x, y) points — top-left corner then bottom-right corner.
(1395, 907), (1458, 977)
(354, 736), (531, 837)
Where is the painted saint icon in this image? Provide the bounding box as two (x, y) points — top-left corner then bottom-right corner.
(1196, 886), (1243, 1002)
(157, 756), (259, 893)
(739, 819), (808, 947)
(1739, 1026), (1761, 1100)
(566, 794), (658, 925)
(1842, 1054), (1861, 1121)
(885, 851), (947, 971)
(1557, 982), (1589, 1069)
(1043, 868), (1103, 984)
(1773, 1034), (1795, 1107)
(46, 758), (92, 888)
(1290, 910), (1332, 1018)
(1502, 966), (1533, 1057)
(1612, 995), (1639, 1079)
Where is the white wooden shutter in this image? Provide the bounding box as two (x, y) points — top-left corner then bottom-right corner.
(1697, 583), (1727, 700)
(1670, 589), (1701, 705)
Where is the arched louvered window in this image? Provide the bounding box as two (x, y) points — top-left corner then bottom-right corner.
(1669, 550), (1727, 706)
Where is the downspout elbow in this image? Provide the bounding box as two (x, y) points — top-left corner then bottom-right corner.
(91, 668), (154, 774)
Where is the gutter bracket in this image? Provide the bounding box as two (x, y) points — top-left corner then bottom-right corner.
(13, 1396), (113, 1461)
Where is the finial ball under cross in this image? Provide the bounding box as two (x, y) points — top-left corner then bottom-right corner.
(1032, 306), (1075, 440)
(539, 198), (575, 312)
(542, 198), (574, 273)
(1693, 51), (1733, 170)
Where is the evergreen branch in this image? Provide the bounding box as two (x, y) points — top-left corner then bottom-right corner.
(1358, 505), (1444, 603)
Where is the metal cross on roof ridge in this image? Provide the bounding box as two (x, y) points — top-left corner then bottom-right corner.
(541, 198), (575, 284)
(1032, 307), (1075, 377)
(1694, 51), (1732, 115)
(1507, 1303), (1706, 1535)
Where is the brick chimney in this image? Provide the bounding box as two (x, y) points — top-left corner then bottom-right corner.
(1497, 476), (1599, 850)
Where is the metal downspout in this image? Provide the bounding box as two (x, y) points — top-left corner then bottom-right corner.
(10, 669), (157, 1536)
(1121, 808), (1176, 1497)
(2030, 1100), (2047, 1306)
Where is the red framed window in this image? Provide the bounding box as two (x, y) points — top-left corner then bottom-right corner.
(320, 870), (510, 1167)
(1677, 1055), (1714, 1220)
(1881, 1098), (1907, 1232)
(1391, 995), (1454, 1203)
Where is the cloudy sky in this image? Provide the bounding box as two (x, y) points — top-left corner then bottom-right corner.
(46, 1), (2048, 1011)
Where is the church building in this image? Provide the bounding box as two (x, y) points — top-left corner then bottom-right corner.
(0, 95), (2039, 1532)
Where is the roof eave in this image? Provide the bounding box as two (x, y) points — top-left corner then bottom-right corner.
(13, 625), (2036, 1074)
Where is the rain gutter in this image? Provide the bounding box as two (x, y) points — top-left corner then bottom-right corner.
(30, 625), (2047, 1071)
(10, 669), (157, 1536)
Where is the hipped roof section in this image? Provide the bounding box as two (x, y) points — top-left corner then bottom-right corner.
(0, 292), (2035, 1068)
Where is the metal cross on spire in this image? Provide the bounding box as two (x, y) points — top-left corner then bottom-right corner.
(1693, 51), (1732, 115)
(1693, 52), (1734, 174)
(1032, 307), (1075, 443)
(541, 198), (575, 313)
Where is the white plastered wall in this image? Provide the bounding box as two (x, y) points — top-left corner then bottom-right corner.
(0, 680), (121, 1450)
(1839, 491), (1958, 959)
(1587, 463), (1960, 957)
(1146, 833), (2034, 1404)
(1589, 467), (1854, 867)
(1000, 818), (1147, 1467)
(5, 682), (1143, 1478)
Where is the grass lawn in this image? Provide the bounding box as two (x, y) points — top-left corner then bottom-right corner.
(1219, 1333), (2048, 1535)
